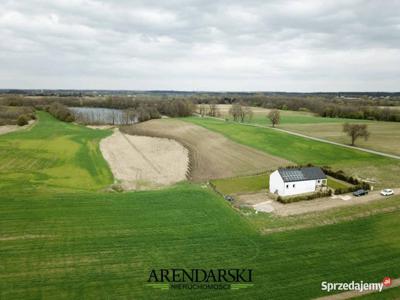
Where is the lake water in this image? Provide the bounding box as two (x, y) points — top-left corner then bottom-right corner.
(70, 107), (137, 125)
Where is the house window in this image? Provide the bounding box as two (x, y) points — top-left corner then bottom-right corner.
(286, 184), (289, 188)
(293, 184), (295, 188)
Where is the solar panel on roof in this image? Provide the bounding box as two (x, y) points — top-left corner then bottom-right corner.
(278, 167), (326, 182)
(280, 169), (305, 181)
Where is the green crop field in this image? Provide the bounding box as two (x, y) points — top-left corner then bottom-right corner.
(214, 104), (400, 156)
(280, 122), (400, 156)
(2, 185), (400, 299)
(1, 112), (400, 299)
(0, 111), (113, 194)
(185, 117), (400, 188)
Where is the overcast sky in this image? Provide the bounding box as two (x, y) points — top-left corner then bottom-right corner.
(1, 0), (399, 91)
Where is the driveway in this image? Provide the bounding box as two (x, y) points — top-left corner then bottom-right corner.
(238, 188), (400, 216)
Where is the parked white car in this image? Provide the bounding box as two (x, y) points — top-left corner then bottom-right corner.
(380, 189), (394, 196)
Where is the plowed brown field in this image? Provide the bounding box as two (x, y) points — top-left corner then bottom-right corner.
(121, 119), (290, 182)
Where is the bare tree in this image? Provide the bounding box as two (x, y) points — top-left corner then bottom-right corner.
(243, 106), (253, 122)
(268, 109), (280, 127)
(343, 123), (370, 146)
(111, 110), (116, 125)
(229, 103), (243, 122)
(199, 103), (208, 117)
(208, 101), (219, 117)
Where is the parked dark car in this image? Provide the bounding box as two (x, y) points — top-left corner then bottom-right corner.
(353, 189), (369, 197)
(224, 195), (234, 202)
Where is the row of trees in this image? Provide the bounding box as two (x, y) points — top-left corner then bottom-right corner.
(190, 94), (400, 123)
(198, 102), (220, 117)
(45, 103), (75, 122)
(229, 103), (253, 122)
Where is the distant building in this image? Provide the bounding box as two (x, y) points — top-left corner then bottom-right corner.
(269, 167), (327, 196)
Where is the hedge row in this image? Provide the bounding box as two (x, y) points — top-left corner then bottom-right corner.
(279, 164), (371, 191)
(45, 103), (75, 122)
(334, 182), (371, 195)
(277, 190), (333, 204)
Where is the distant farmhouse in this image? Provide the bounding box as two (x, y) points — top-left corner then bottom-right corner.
(269, 167), (327, 196)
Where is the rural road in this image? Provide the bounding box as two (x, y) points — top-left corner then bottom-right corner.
(316, 278), (400, 300)
(198, 115), (400, 160)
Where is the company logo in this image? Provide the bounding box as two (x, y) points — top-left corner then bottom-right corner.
(321, 277), (392, 293)
(382, 277), (392, 287)
(146, 268), (254, 290)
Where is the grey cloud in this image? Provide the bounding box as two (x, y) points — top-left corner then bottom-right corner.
(0, 0), (399, 91)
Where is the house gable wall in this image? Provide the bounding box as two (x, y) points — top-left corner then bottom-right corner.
(269, 170), (284, 195)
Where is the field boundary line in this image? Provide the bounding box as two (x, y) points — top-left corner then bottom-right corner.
(196, 116), (400, 160)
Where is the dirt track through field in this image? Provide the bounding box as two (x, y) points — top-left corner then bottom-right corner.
(121, 119), (290, 181)
(100, 129), (189, 190)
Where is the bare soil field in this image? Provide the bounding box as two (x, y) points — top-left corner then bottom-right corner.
(121, 119), (290, 181)
(100, 129), (189, 190)
(0, 120), (35, 136)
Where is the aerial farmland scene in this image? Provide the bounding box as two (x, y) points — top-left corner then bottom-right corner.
(1, 1), (400, 300)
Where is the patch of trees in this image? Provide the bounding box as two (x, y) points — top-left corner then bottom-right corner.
(0, 95), (194, 124)
(0, 105), (35, 125)
(45, 103), (75, 122)
(135, 104), (161, 122)
(158, 100), (194, 117)
(229, 103), (253, 122)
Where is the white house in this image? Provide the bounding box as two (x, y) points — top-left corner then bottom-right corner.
(269, 167), (327, 196)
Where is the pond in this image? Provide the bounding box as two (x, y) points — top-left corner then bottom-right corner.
(69, 107), (137, 125)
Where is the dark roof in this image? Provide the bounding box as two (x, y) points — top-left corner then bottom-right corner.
(278, 167), (326, 182)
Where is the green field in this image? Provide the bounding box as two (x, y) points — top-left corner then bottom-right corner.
(215, 104), (400, 157)
(2, 186), (400, 299)
(211, 173), (269, 195)
(185, 117), (400, 188)
(1, 112), (400, 299)
(0, 111), (113, 193)
(280, 122), (400, 156)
